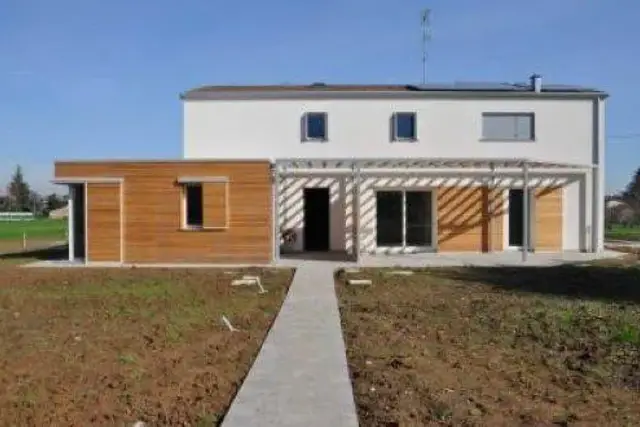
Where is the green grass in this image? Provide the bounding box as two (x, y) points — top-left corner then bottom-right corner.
(606, 224), (640, 241)
(0, 219), (66, 241)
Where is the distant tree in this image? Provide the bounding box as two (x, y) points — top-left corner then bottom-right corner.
(622, 167), (640, 210)
(6, 165), (31, 212)
(29, 191), (44, 216)
(620, 167), (640, 225)
(44, 193), (66, 214)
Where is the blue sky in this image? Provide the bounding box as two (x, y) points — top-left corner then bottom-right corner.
(1, 0), (639, 194)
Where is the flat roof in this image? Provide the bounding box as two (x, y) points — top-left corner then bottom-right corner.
(182, 82), (607, 100)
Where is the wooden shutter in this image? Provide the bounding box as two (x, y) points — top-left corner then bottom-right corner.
(203, 181), (228, 229)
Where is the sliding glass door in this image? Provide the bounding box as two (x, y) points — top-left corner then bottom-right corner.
(375, 191), (403, 246)
(376, 190), (433, 249)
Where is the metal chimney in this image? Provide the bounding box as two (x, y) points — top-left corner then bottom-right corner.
(530, 73), (542, 92)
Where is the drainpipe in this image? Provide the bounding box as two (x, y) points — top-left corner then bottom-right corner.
(352, 163), (361, 264)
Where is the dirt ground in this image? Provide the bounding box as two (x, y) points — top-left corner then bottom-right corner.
(0, 266), (293, 426)
(336, 261), (640, 426)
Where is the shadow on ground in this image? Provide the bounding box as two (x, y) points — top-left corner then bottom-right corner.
(429, 256), (640, 305)
(0, 245), (68, 262)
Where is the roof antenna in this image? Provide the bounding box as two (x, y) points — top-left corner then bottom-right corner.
(421, 8), (432, 84)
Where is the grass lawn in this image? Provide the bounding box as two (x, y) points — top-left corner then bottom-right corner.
(336, 259), (640, 426)
(606, 224), (640, 241)
(0, 219), (67, 241)
(0, 266), (293, 425)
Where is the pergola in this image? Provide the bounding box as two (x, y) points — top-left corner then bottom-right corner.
(272, 158), (596, 263)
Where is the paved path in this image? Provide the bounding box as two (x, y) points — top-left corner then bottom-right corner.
(221, 262), (359, 427)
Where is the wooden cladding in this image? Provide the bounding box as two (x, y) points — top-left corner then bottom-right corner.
(437, 187), (504, 252)
(202, 181), (228, 228)
(437, 186), (561, 252)
(534, 187), (563, 251)
(86, 183), (121, 262)
(56, 161), (272, 264)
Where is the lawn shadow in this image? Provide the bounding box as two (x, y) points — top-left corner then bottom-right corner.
(430, 262), (640, 305)
(0, 245), (68, 262)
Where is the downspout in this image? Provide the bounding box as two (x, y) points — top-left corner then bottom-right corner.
(522, 161), (529, 262)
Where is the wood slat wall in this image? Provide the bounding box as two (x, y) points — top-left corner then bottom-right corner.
(437, 186), (504, 252)
(86, 183), (121, 262)
(56, 161), (272, 263)
(202, 182), (227, 228)
(534, 187), (563, 251)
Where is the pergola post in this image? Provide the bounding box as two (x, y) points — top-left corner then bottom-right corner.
(353, 163), (361, 264)
(522, 162), (529, 262)
(272, 164), (280, 264)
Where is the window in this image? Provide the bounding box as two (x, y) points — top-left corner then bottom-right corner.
(392, 112), (417, 141)
(482, 113), (535, 141)
(303, 112), (327, 141)
(179, 177), (229, 230)
(185, 183), (203, 227)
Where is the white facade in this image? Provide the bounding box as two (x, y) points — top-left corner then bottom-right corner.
(182, 91), (606, 253)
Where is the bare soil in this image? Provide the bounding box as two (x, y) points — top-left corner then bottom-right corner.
(0, 266), (293, 426)
(336, 262), (640, 426)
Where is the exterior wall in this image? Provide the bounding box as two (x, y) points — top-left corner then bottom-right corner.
(534, 187), (563, 251)
(86, 183), (122, 262)
(437, 187), (504, 252)
(55, 161), (272, 264)
(184, 97), (594, 166)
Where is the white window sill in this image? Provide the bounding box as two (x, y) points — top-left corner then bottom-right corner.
(302, 138), (328, 143)
(479, 138), (536, 143)
(180, 226), (228, 232)
(392, 138), (419, 143)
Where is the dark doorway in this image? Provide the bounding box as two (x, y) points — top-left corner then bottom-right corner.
(71, 183), (86, 259)
(508, 189), (533, 247)
(376, 191), (403, 247)
(303, 188), (330, 251)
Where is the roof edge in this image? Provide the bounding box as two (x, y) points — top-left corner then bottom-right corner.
(180, 89), (608, 101)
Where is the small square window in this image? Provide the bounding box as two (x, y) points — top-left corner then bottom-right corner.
(393, 112), (417, 141)
(185, 183), (203, 227)
(303, 112), (327, 141)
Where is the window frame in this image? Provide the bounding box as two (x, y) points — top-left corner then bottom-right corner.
(481, 112), (536, 142)
(179, 177), (230, 231)
(392, 111), (418, 142)
(302, 112), (328, 142)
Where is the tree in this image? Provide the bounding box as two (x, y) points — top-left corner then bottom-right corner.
(44, 193), (66, 214)
(621, 167), (640, 225)
(622, 167), (640, 209)
(6, 165), (31, 212)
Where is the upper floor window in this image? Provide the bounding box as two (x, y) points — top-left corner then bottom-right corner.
(482, 113), (535, 141)
(392, 112), (417, 141)
(302, 112), (327, 141)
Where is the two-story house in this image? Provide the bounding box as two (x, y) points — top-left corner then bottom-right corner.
(54, 75), (607, 264)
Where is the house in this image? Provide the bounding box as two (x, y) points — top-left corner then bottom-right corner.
(48, 206), (69, 219)
(54, 74), (607, 264)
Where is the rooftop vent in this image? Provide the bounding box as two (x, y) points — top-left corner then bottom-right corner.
(530, 74), (542, 92)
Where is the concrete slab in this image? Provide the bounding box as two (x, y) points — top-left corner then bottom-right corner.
(221, 262), (358, 427)
(277, 250), (625, 268)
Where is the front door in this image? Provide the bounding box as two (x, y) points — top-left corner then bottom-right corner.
(376, 190), (433, 249)
(303, 188), (330, 251)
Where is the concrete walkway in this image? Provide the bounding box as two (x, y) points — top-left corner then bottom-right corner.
(221, 262), (359, 427)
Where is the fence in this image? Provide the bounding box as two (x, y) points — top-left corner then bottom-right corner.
(0, 212), (35, 221)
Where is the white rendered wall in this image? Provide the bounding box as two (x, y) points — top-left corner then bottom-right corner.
(184, 97), (594, 166)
